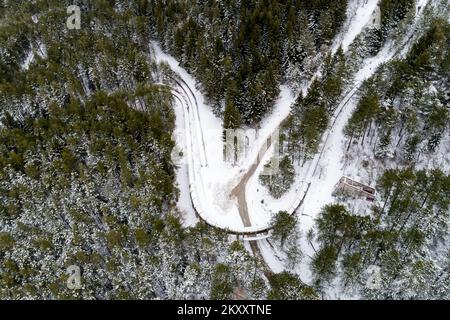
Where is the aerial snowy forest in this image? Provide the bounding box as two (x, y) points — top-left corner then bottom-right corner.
(0, 0), (449, 300)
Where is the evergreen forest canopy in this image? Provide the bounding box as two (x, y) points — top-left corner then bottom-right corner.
(150, 0), (349, 124)
(0, 0), (449, 300)
(0, 0), (272, 299)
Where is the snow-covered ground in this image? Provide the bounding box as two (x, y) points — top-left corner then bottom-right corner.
(333, 0), (381, 53)
(21, 42), (47, 71)
(244, 87), (300, 228)
(170, 92), (198, 227)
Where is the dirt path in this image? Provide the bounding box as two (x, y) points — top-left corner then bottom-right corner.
(230, 136), (272, 227)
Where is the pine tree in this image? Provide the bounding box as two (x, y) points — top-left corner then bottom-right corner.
(344, 92), (381, 149)
(223, 100), (242, 131)
(268, 272), (318, 300)
(271, 211), (297, 248)
(210, 263), (234, 299)
(259, 156), (295, 199)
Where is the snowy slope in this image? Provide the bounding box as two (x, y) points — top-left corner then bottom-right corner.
(332, 0), (381, 53)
